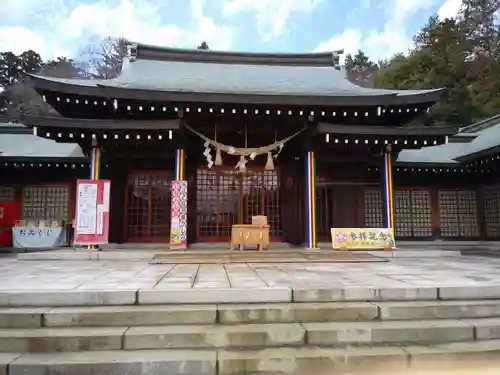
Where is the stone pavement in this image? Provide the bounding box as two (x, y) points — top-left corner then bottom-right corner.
(1, 255), (500, 291)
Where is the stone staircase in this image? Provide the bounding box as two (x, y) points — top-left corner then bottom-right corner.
(1, 288), (500, 374)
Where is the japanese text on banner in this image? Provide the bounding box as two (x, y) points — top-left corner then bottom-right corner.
(331, 228), (396, 250)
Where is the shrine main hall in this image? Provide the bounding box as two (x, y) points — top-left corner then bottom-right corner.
(2, 42), (500, 247)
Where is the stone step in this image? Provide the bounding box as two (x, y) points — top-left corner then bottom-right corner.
(3, 318), (500, 353)
(0, 327), (127, 353)
(42, 305), (217, 327)
(303, 320), (474, 346)
(378, 300), (500, 321)
(3, 340), (500, 375)
(221, 300), (500, 324)
(3, 300), (500, 328)
(2, 286), (500, 307)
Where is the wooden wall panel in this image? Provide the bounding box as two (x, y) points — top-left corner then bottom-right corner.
(21, 185), (70, 221)
(438, 189), (479, 238)
(482, 184), (500, 238)
(363, 187), (432, 238)
(394, 189), (432, 238)
(363, 188), (384, 228)
(0, 186), (15, 201)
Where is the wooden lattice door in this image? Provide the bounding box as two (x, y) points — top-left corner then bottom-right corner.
(125, 171), (172, 242)
(196, 167), (281, 241)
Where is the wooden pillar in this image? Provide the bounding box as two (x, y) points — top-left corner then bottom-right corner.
(186, 159), (198, 245)
(305, 150), (318, 249)
(105, 159), (127, 244)
(382, 146), (395, 229)
(280, 156), (303, 245)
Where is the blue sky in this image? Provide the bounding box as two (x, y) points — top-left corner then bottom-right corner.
(0, 0), (462, 62)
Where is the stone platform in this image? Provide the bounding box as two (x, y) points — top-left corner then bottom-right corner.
(0, 256), (498, 374)
(16, 248), (462, 262)
(2, 255), (493, 291)
(152, 250), (390, 264)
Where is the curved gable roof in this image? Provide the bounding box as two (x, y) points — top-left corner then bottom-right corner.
(28, 43), (443, 106)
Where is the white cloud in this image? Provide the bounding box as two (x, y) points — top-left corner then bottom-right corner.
(186, 0), (233, 50)
(314, 0), (440, 62)
(0, 27), (48, 55)
(437, 0), (461, 20)
(0, 0), (233, 60)
(222, 0), (325, 41)
(314, 29), (363, 61)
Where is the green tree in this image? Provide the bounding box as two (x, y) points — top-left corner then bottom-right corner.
(197, 41), (209, 50)
(376, 16), (478, 125)
(0, 50), (43, 89)
(459, 0), (500, 58)
(344, 50), (378, 87)
(458, 0), (500, 118)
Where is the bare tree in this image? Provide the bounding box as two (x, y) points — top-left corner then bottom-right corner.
(80, 37), (129, 79)
(40, 57), (84, 78)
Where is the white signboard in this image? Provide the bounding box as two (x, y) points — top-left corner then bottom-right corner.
(76, 183), (98, 235)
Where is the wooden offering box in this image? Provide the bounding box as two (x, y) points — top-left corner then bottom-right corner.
(230, 224), (270, 251)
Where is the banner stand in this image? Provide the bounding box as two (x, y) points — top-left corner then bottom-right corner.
(74, 180), (111, 247)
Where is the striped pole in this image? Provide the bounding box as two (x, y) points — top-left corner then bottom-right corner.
(87, 145), (101, 250)
(174, 149), (185, 181)
(383, 150), (394, 229)
(89, 147), (101, 180)
(305, 151), (318, 249)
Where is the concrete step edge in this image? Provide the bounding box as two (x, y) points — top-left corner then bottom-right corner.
(4, 301), (500, 328)
(5, 341), (500, 375)
(1, 319), (500, 353)
(1, 317), (500, 332)
(1, 285), (500, 307)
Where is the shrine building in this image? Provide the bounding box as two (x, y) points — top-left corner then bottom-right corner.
(3, 43), (500, 247)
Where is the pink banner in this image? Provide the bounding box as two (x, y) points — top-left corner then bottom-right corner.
(170, 180), (188, 249)
(74, 179), (111, 245)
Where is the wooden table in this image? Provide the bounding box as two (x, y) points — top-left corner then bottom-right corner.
(230, 224), (270, 251)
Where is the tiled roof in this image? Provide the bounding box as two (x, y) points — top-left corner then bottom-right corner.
(397, 114), (500, 164)
(0, 122), (84, 158)
(28, 44), (442, 106)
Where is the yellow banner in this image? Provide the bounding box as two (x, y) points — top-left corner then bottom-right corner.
(331, 228), (396, 250)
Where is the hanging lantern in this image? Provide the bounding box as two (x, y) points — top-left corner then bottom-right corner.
(265, 152), (274, 170)
(215, 148), (223, 166)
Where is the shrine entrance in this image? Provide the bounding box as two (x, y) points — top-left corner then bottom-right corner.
(125, 171), (172, 242)
(196, 167), (281, 241)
